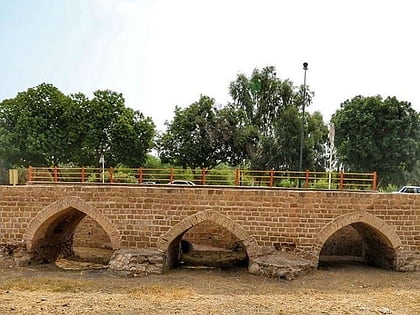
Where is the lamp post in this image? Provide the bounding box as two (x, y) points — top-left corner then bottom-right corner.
(99, 153), (105, 183)
(298, 62), (308, 173)
(327, 122), (335, 189)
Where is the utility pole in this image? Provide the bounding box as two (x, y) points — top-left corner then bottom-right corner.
(298, 62), (308, 173)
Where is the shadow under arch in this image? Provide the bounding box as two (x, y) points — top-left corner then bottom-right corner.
(314, 211), (402, 269)
(24, 197), (121, 262)
(157, 210), (258, 270)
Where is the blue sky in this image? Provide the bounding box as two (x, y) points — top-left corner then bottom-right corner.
(1, 0), (419, 131)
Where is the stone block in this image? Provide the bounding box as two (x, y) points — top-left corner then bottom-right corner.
(109, 248), (165, 277)
(248, 252), (316, 280)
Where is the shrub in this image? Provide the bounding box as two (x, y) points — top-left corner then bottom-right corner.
(311, 179), (329, 189)
(275, 179), (296, 188)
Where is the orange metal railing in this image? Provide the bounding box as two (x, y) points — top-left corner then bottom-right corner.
(26, 166), (377, 191)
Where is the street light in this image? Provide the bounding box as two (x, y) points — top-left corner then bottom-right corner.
(298, 62), (308, 173)
(99, 153), (105, 183)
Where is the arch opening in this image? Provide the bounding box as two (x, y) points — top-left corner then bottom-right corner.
(319, 222), (398, 270)
(175, 220), (248, 269)
(72, 216), (114, 264)
(30, 207), (87, 263)
(159, 211), (257, 271)
(26, 198), (121, 266)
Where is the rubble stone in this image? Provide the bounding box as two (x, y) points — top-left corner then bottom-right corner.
(108, 248), (165, 276)
(0, 244), (31, 268)
(248, 251), (317, 280)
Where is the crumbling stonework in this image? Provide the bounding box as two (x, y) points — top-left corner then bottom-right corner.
(396, 251), (420, 272)
(108, 248), (165, 276)
(0, 244), (30, 268)
(180, 243), (247, 268)
(248, 248), (317, 280)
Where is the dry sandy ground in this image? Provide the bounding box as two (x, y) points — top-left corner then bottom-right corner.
(0, 263), (419, 315)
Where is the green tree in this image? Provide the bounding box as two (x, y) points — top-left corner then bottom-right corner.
(157, 95), (251, 169)
(77, 90), (155, 167)
(0, 85), (155, 169)
(144, 154), (163, 168)
(254, 108), (327, 170)
(67, 92), (92, 164)
(306, 111), (329, 170)
(229, 66), (326, 170)
(403, 160), (420, 185)
(109, 108), (155, 167)
(0, 83), (80, 166)
(332, 95), (420, 186)
(229, 66), (299, 132)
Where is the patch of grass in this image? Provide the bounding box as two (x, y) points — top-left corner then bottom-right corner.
(0, 277), (96, 293)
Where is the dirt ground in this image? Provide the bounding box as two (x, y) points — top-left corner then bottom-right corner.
(0, 262), (418, 315)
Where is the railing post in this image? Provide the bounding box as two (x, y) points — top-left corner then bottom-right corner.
(81, 167), (85, 182)
(28, 166), (33, 182)
(138, 167), (143, 184)
(269, 169), (274, 187)
(372, 172), (377, 191)
(234, 168), (240, 186)
(53, 166), (58, 182)
(109, 168), (114, 183)
(170, 168), (174, 183)
(201, 168), (206, 185)
(305, 170), (310, 188)
(339, 171), (344, 190)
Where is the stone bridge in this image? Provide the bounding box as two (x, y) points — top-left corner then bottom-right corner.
(0, 184), (418, 275)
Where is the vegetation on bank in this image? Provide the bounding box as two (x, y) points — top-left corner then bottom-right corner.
(1, 66), (419, 188)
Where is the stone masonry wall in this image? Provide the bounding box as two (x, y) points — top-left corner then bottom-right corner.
(320, 225), (363, 257)
(183, 220), (240, 249)
(0, 185), (418, 266)
(73, 216), (112, 249)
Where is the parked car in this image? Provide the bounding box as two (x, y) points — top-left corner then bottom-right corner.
(168, 180), (196, 186)
(395, 186), (420, 194)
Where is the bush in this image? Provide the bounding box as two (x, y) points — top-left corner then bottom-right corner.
(311, 179), (329, 189)
(379, 184), (398, 193)
(113, 170), (137, 183)
(206, 166), (235, 185)
(275, 179), (296, 188)
(87, 172), (107, 183)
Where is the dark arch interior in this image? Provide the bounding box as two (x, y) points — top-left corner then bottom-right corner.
(31, 207), (112, 264)
(319, 223), (397, 269)
(72, 215), (113, 264)
(165, 220), (249, 270)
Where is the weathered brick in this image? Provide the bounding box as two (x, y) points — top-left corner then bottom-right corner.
(0, 185), (418, 271)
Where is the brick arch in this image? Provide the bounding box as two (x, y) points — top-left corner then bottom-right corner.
(314, 211), (402, 257)
(158, 210), (259, 261)
(24, 196), (121, 251)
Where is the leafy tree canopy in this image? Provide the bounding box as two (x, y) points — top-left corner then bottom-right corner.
(0, 84), (155, 168)
(332, 95), (420, 186)
(80, 90), (155, 167)
(0, 83), (78, 166)
(229, 66), (326, 170)
(157, 95), (253, 169)
(229, 66), (298, 133)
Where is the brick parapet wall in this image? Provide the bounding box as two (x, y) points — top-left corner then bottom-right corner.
(0, 185), (418, 257)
